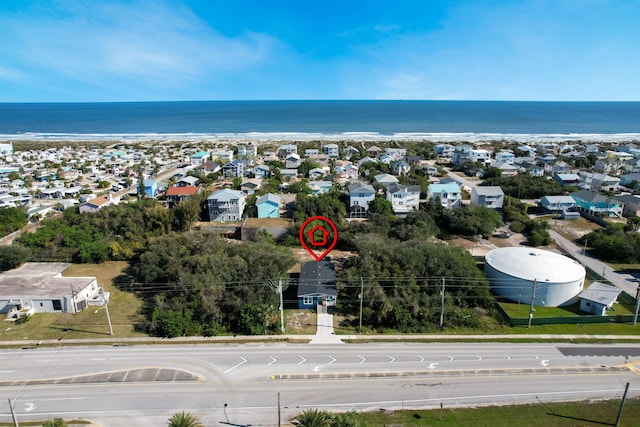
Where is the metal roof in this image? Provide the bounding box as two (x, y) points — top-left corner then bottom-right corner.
(485, 247), (585, 283)
(297, 261), (337, 298)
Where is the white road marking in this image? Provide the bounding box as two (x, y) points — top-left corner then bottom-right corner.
(0, 370), (15, 373)
(428, 363), (438, 370)
(417, 356), (425, 363)
(357, 356), (366, 364)
(24, 403), (35, 412)
(506, 355), (512, 360)
(540, 360), (550, 367)
(297, 356), (306, 365)
(268, 356), (277, 366)
(313, 366), (322, 372)
(448, 356), (455, 362)
(476, 355), (482, 360)
(328, 356), (336, 365)
(224, 356), (247, 374)
(388, 356), (396, 363)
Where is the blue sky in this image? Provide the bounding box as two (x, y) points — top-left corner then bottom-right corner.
(1, 0), (639, 102)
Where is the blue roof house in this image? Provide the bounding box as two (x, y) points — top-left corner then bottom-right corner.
(256, 193), (281, 218)
(142, 179), (158, 198)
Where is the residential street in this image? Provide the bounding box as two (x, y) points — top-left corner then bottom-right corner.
(549, 229), (639, 297)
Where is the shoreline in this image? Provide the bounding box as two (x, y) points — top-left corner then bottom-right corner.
(2, 131), (640, 144)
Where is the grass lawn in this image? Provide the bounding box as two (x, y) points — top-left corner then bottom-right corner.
(0, 261), (148, 341)
(358, 398), (640, 427)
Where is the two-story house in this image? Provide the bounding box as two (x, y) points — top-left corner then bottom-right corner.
(348, 183), (375, 218)
(470, 186), (504, 209)
(207, 189), (246, 222)
(427, 182), (462, 209)
(386, 183), (420, 215)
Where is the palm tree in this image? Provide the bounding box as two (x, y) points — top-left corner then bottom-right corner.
(167, 411), (204, 427)
(291, 408), (333, 427)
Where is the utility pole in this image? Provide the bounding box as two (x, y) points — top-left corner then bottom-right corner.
(70, 286), (77, 314)
(615, 382), (630, 426)
(8, 398), (19, 427)
(278, 280), (285, 334)
(100, 287), (113, 336)
(634, 285), (640, 326)
(527, 279), (537, 329)
(277, 391), (281, 427)
(439, 277), (445, 328)
(359, 278), (364, 332)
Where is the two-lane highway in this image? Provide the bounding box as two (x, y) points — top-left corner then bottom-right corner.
(1, 342), (638, 426)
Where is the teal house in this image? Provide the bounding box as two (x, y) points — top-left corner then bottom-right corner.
(256, 193), (281, 218)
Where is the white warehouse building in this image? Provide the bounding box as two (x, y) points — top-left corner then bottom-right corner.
(484, 247), (586, 307)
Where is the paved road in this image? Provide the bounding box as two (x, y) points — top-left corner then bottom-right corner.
(1, 342), (638, 426)
(549, 230), (639, 296)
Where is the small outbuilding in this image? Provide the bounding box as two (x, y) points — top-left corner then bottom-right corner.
(578, 282), (622, 315)
(297, 261), (337, 310)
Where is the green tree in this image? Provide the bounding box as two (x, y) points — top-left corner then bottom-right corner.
(167, 411), (204, 427)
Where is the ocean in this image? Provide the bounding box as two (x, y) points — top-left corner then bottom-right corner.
(1, 100), (639, 143)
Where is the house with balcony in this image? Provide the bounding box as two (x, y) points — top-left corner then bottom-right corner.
(323, 144), (339, 159)
(386, 183), (420, 215)
(222, 160), (245, 178)
(571, 189), (623, 217)
(427, 182), (462, 209)
(348, 183), (375, 218)
(616, 194), (640, 217)
(190, 151), (210, 166)
(207, 189), (246, 222)
(579, 172), (619, 192)
(539, 195), (577, 213)
(471, 186), (504, 209)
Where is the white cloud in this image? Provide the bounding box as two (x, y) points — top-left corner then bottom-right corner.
(0, 1), (278, 92)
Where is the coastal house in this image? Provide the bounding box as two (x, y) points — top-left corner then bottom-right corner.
(494, 151), (515, 164)
(210, 149), (234, 163)
(222, 160), (245, 178)
(166, 185), (202, 208)
(308, 180), (333, 195)
(427, 182), (462, 209)
(256, 193), (281, 218)
(175, 176), (199, 187)
(571, 189), (623, 217)
(201, 161), (221, 174)
(279, 144), (298, 158)
(471, 186), (504, 209)
(434, 144), (455, 159)
(252, 164), (271, 179)
(285, 154), (302, 169)
(357, 156), (377, 167)
(469, 149), (492, 166)
(620, 173), (640, 188)
(308, 167), (328, 180)
(142, 179), (159, 198)
(237, 144), (257, 157)
(323, 144), (339, 159)
(190, 151), (210, 166)
(335, 163), (359, 180)
(297, 261), (337, 310)
(390, 160), (411, 176)
(539, 195), (577, 214)
(240, 178), (262, 195)
(373, 173), (399, 187)
(578, 172), (619, 192)
(207, 189), (246, 222)
(555, 173), (581, 187)
(616, 194), (640, 217)
(348, 182), (375, 218)
(305, 148), (319, 157)
(386, 183), (420, 215)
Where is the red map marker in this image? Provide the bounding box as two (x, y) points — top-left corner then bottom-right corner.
(299, 216), (338, 261)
